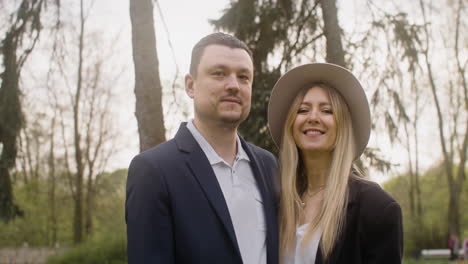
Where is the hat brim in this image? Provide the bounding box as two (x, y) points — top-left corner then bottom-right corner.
(267, 63), (371, 159)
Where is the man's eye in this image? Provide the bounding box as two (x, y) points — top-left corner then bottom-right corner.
(238, 75), (250, 81)
(212, 71), (224, 76)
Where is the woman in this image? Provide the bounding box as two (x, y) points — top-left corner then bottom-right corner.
(268, 63), (403, 264)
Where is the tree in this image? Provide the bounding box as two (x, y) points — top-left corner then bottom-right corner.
(319, 0), (346, 67)
(363, 9), (425, 219)
(384, 163), (468, 255)
(0, 0), (59, 222)
(130, 0), (166, 152)
(418, 0), (467, 238)
(35, 0), (123, 243)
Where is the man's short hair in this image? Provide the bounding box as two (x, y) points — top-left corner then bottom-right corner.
(189, 32), (253, 77)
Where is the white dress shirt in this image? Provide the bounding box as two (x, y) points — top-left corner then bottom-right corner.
(187, 120), (266, 264)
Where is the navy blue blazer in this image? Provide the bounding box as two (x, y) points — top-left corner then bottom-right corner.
(126, 123), (279, 264)
(315, 179), (403, 264)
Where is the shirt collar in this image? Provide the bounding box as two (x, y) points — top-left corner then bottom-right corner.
(186, 120), (250, 165)
(236, 136), (250, 162)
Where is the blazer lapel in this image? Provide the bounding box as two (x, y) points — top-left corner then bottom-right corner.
(174, 123), (241, 258)
(316, 180), (360, 264)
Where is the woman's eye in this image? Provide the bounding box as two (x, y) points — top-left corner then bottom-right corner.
(297, 109), (308, 114)
(323, 109), (333, 114)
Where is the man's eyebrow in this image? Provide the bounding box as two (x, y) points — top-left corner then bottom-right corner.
(238, 68), (252, 74)
(207, 64), (252, 73)
(207, 64), (227, 70)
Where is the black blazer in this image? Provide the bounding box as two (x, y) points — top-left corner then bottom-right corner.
(316, 179), (403, 264)
(125, 123), (279, 264)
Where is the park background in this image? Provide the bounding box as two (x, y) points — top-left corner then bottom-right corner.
(0, 0), (466, 263)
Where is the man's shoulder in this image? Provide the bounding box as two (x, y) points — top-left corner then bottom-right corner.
(133, 138), (179, 165)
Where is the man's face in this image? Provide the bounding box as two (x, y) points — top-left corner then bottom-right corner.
(185, 44), (254, 127)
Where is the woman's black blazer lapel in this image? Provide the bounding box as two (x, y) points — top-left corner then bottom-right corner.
(315, 180), (360, 264)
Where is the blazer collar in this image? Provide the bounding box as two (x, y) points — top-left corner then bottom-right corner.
(174, 123), (242, 259)
(174, 123), (277, 264)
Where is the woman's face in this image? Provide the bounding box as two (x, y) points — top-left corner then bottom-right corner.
(292, 86), (337, 156)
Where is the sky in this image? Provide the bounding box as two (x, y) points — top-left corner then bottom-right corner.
(8, 0), (448, 183)
(85, 0), (442, 183)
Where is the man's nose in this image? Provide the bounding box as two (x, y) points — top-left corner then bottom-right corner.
(225, 74), (240, 91)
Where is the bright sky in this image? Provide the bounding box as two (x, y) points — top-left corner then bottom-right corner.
(11, 0), (445, 183)
(86, 0), (442, 183)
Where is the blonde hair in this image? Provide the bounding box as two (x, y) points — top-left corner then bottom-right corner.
(279, 82), (358, 261)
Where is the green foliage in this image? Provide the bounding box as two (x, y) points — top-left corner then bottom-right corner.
(46, 236), (127, 264)
(0, 168), (127, 247)
(383, 164), (468, 256)
(0, 178), (73, 247)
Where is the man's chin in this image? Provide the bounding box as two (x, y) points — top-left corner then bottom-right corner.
(219, 113), (246, 126)
(220, 116), (242, 125)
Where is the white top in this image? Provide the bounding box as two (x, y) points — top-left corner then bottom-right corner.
(283, 224), (322, 264)
(187, 120), (267, 264)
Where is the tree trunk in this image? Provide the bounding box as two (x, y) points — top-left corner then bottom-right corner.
(320, 0), (346, 67)
(413, 109), (422, 218)
(48, 115), (57, 245)
(72, 0), (85, 244)
(0, 30), (23, 222)
(130, 0), (166, 152)
(419, 0), (465, 238)
(85, 168), (94, 237)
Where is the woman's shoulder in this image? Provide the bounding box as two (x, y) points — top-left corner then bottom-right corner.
(349, 177), (397, 206)
(349, 177), (401, 223)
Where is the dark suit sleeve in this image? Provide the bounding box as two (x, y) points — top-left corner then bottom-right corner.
(126, 155), (174, 264)
(362, 199), (403, 264)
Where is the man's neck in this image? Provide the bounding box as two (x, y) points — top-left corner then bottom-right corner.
(193, 119), (238, 166)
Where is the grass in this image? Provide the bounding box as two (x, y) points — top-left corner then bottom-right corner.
(46, 237), (126, 264)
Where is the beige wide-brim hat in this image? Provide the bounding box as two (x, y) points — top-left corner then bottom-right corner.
(267, 63), (371, 159)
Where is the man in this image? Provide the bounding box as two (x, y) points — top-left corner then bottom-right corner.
(126, 32), (279, 264)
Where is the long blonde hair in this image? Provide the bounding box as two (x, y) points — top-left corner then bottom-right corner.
(279, 82), (358, 261)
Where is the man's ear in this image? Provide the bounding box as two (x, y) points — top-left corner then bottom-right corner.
(185, 74), (195, 99)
